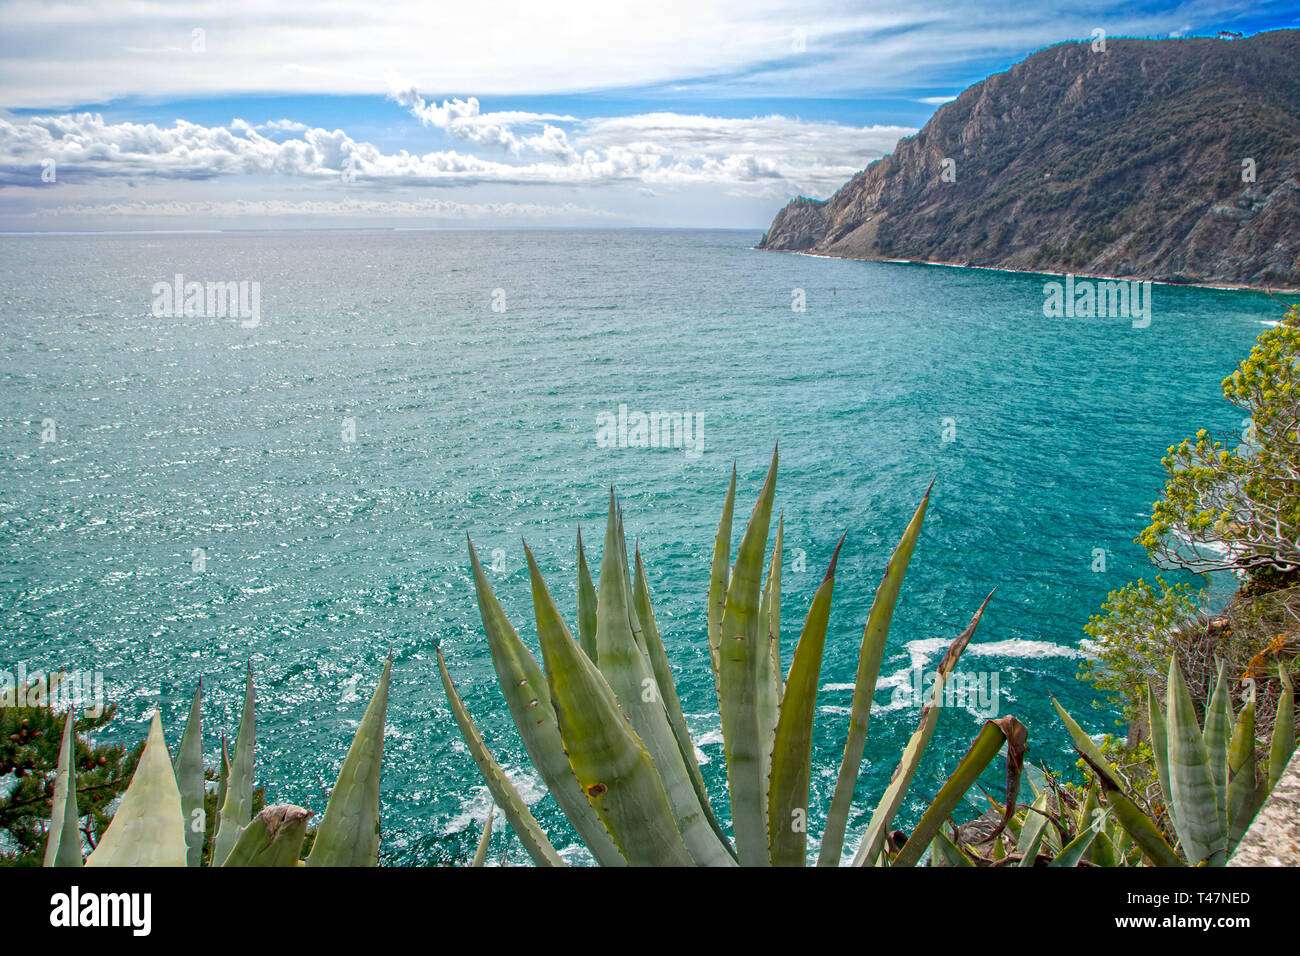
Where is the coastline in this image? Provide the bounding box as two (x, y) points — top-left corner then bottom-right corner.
(758, 245), (1300, 297)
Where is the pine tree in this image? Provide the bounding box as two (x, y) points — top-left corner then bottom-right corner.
(0, 701), (142, 866)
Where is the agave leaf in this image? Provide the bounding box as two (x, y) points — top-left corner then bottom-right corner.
(767, 538), (840, 866)
(593, 501), (733, 866)
(633, 545), (734, 860)
(991, 828), (1007, 862)
(1146, 681), (1173, 817)
(217, 734), (230, 806)
(930, 829), (975, 866)
(708, 464), (738, 683)
(223, 805), (312, 867)
(1091, 828), (1118, 867)
(1015, 790), (1050, 858)
(212, 666), (256, 866)
(894, 715), (1027, 868)
(472, 806), (495, 867)
(852, 590), (993, 867)
(576, 529), (599, 662)
(755, 515), (783, 806)
(1049, 809), (1108, 867)
(818, 482), (930, 867)
(211, 733), (230, 865)
(466, 539), (624, 867)
(717, 448), (778, 865)
(767, 515), (784, 699)
(307, 658), (390, 867)
(44, 711), (82, 868)
(1089, 759), (1182, 866)
(526, 546), (691, 866)
(174, 684), (204, 867)
(1226, 681), (1261, 851)
(1053, 697), (1183, 866)
(1166, 658), (1227, 865)
(1077, 780), (1100, 833)
(85, 712), (187, 867)
(437, 645), (567, 867)
(1018, 820), (1046, 866)
(1203, 660), (1232, 834)
(1269, 661), (1294, 791)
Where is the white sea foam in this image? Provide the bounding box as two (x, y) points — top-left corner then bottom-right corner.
(898, 636), (1080, 665)
(690, 723), (724, 766)
(444, 767), (546, 835)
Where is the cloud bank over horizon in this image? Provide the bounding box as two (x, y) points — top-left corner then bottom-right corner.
(0, 0), (1290, 229)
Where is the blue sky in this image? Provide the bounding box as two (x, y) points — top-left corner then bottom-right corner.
(1, 0), (1295, 230)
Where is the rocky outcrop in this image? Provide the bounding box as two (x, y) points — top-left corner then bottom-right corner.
(759, 30), (1300, 289)
(1229, 748), (1300, 866)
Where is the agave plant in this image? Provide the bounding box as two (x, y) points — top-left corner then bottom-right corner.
(438, 449), (1028, 866)
(1053, 656), (1295, 866)
(931, 767), (1142, 867)
(43, 661), (391, 867)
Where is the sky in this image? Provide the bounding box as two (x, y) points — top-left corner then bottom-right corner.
(0, 0), (1295, 231)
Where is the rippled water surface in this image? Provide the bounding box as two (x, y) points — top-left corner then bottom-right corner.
(0, 228), (1274, 863)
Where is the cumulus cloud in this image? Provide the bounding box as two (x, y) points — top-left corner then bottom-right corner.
(0, 107), (913, 197)
(385, 79), (576, 155)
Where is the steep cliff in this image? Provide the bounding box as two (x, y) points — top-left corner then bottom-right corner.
(759, 31), (1300, 288)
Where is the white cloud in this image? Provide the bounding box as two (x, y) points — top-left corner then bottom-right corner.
(385, 80), (577, 155)
(0, 0), (1235, 106)
(0, 108), (912, 197)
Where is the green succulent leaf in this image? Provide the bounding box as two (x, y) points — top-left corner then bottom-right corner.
(1226, 681), (1262, 851)
(717, 448), (778, 866)
(633, 545), (734, 860)
(85, 711), (187, 867)
(930, 829), (975, 866)
(767, 537), (840, 866)
(44, 711), (83, 868)
(472, 807), (495, 867)
(819, 482), (930, 867)
(594, 499), (733, 866)
(853, 590), (993, 867)
(576, 529), (600, 663)
(1166, 658), (1227, 865)
(466, 538), (624, 867)
(755, 514), (783, 808)
(223, 805), (312, 867)
(1050, 809), (1108, 867)
(437, 644), (567, 867)
(708, 464), (738, 683)
(174, 684), (204, 867)
(526, 546), (691, 866)
(1269, 661), (1295, 791)
(1015, 789), (1051, 859)
(1146, 681), (1173, 816)
(212, 666), (256, 867)
(307, 658), (391, 867)
(1054, 697), (1183, 866)
(894, 715), (1027, 868)
(1203, 661), (1232, 835)
(1018, 817), (1046, 866)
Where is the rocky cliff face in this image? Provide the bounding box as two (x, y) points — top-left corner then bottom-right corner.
(759, 30), (1300, 288)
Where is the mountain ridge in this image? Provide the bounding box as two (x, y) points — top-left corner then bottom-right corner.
(758, 31), (1300, 290)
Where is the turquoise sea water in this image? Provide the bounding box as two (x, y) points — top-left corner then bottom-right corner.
(0, 228), (1277, 864)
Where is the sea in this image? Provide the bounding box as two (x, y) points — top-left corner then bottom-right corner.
(0, 228), (1278, 864)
